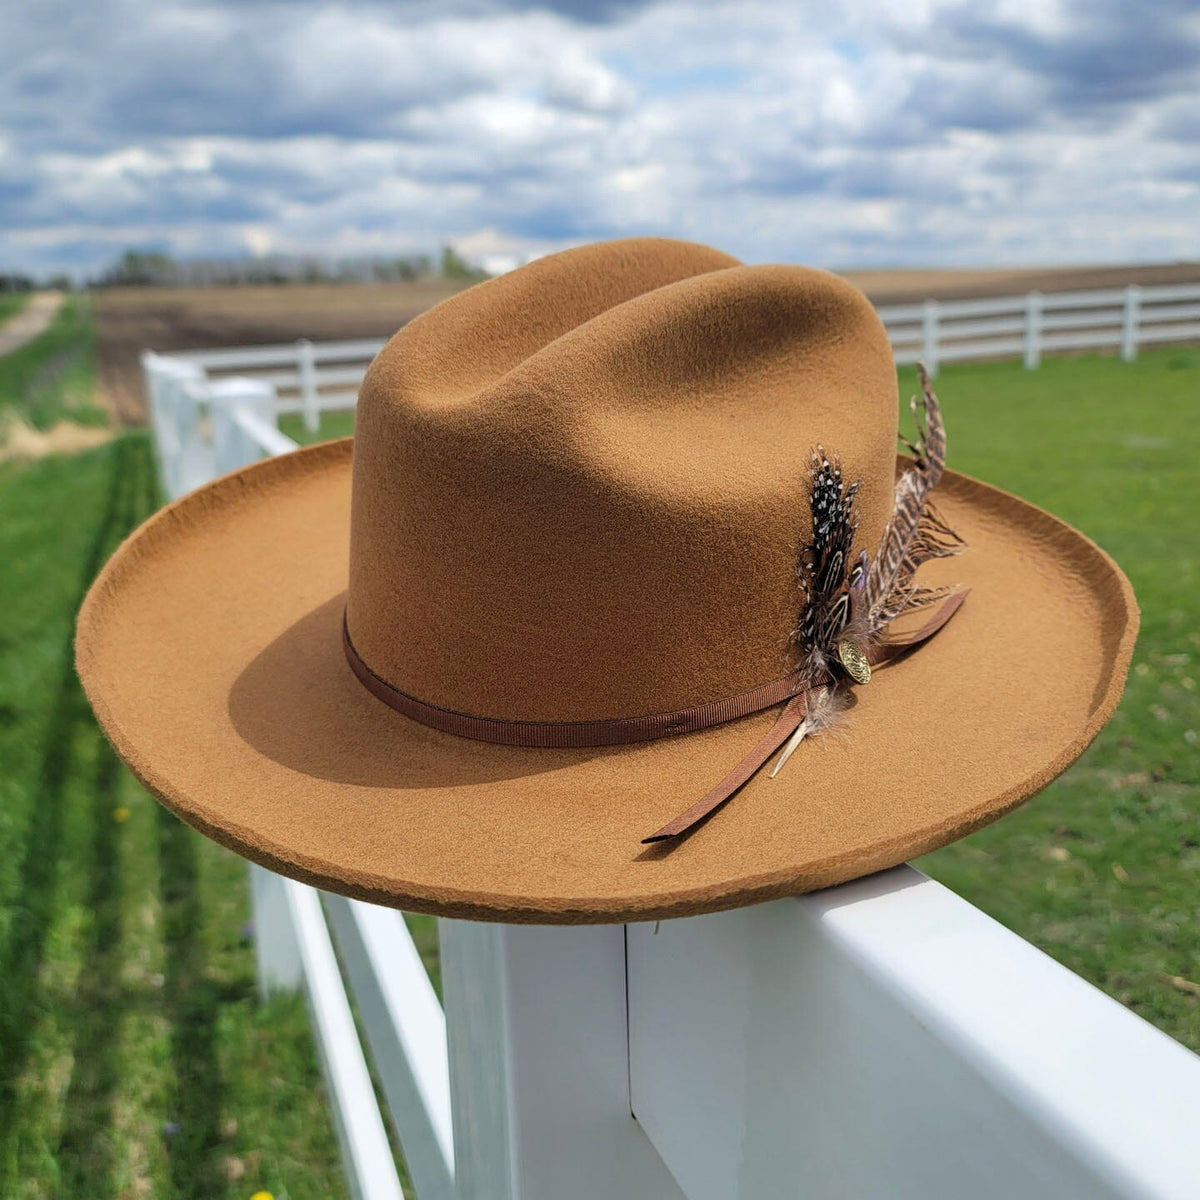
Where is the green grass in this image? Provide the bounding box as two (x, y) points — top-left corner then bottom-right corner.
(0, 296), (107, 431)
(0, 293), (30, 325)
(0, 438), (351, 1199)
(910, 349), (1200, 1050)
(0, 311), (350, 1196)
(279, 410), (355, 445)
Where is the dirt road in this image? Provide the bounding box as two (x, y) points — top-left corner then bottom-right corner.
(0, 292), (63, 358)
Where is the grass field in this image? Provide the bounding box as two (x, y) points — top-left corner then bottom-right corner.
(0, 306), (352, 1197)
(0, 297), (107, 432)
(0, 293), (30, 325)
(1, 298), (1198, 1195)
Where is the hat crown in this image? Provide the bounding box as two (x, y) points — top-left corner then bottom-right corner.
(347, 238), (899, 721)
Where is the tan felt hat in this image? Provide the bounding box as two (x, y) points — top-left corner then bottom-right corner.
(76, 237), (1137, 924)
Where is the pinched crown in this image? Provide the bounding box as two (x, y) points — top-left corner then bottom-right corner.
(346, 238), (899, 722)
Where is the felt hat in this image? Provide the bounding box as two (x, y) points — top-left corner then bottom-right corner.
(76, 238), (1137, 924)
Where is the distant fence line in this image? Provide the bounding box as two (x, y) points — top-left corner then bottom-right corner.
(883, 282), (1200, 373)
(157, 281), (1200, 435)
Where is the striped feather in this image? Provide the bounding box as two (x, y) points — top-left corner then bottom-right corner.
(867, 365), (964, 631)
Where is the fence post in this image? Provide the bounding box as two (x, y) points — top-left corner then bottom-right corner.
(1024, 291), (1043, 370)
(212, 377), (294, 1007)
(438, 919), (685, 1200)
(626, 869), (1200, 1200)
(249, 864), (303, 995)
(1121, 285), (1141, 362)
(922, 300), (940, 377)
(141, 353), (206, 501)
(210, 377), (279, 476)
(209, 378), (299, 1008)
(298, 338), (320, 434)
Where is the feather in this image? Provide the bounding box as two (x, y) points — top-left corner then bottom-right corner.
(773, 366), (964, 782)
(769, 685), (851, 777)
(867, 365), (965, 631)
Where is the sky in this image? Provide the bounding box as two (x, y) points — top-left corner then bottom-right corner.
(2, 0), (1199, 278)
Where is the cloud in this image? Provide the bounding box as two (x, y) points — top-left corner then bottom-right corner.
(0, 0), (1198, 277)
(928, 0), (1200, 111)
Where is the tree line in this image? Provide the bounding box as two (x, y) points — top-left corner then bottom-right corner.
(91, 246), (489, 288)
(1, 246), (492, 292)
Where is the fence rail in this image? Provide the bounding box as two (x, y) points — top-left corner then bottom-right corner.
(154, 283), (1200, 429)
(882, 282), (1200, 373)
(161, 336), (386, 431)
(141, 341), (1200, 1200)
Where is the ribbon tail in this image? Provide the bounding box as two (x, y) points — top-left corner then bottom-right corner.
(642, 691), (811, 844)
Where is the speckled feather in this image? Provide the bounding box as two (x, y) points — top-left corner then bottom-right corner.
(791, 449), (867, 683)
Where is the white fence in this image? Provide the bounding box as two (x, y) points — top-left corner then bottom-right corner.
(154, 283), (1200, 429)
(142, 348), (1200, 1200)
(161, 336), (386, 433)
(885, 282), (1200, 373)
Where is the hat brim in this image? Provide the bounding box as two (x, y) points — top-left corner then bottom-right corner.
(77, 438), (1137, 924)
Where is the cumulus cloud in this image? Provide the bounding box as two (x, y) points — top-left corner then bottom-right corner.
(0, 0), (1197, 276)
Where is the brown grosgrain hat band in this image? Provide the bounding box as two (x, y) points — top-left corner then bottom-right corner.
(342, 611), (806, 746)
(342, 591), (968, 841)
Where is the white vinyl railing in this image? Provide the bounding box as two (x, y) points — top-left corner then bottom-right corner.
(154, 283), (1200, 426)
(885, 282), (1200, 373)
(142, 349), (1200, 1200)
(160, 336), (387, 432)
